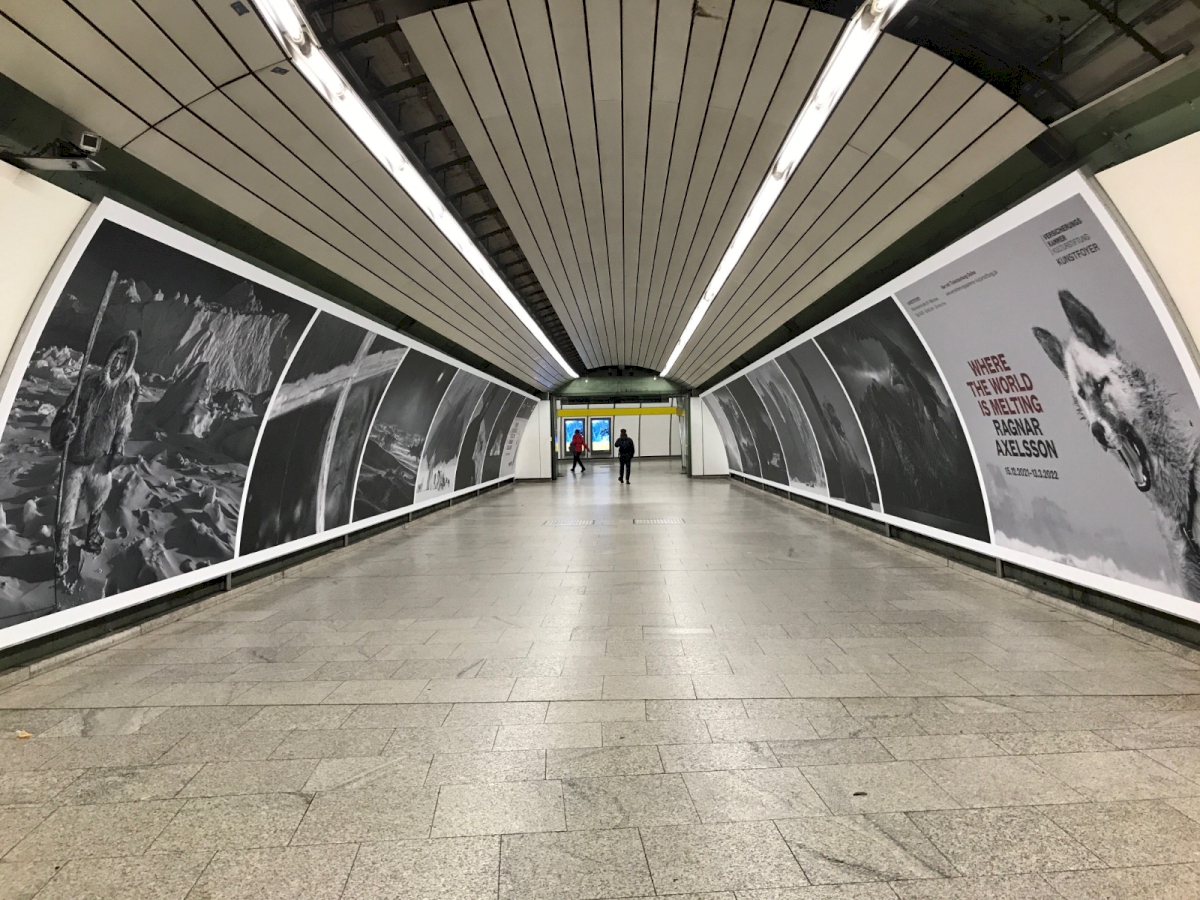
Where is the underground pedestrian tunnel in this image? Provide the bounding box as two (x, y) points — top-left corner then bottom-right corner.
(3, 0), (1200, 897)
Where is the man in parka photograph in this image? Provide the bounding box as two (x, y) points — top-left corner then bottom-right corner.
(50, 332), (140, 583)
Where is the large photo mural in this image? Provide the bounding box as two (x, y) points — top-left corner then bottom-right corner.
(0, 201), (537, 646)
(704, 171), (1200, 624)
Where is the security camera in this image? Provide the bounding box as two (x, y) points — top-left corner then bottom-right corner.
(77, 132), (102, 155)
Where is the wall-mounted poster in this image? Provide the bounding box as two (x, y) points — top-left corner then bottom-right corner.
(816, 299), (990, 542)
(500, 398), (538, 478)
(415, 370), (488, 502)
(895, 184), (1200, 603)
(353, 350), (456, 521)
(0, 200), (538, 650)
(237, 315), (408, 555)
(703, 171), (1200, 624)
(709, 386), (761, 478)
(777, 342), (879, 511)
(0, 218), (312, 627)
(744, 361), (827, 495)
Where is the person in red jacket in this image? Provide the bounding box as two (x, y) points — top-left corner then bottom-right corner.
(569, 428), (587, 473)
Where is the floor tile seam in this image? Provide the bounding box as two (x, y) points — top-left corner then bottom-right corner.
(731, 478), (1200, 662)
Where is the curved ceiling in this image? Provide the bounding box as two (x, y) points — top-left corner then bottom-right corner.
(0, 0), (568, 389)
(406, 0), (1045, 387)
(0, 0), (1070, 390)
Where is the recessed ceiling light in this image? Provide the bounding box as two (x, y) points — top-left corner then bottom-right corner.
(249, 0), (578, 380)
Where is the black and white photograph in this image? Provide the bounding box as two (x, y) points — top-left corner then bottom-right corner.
(482, 393), (522, 484)
(709, 386), (761, 478)
(727, 378), (788, 485)
(0, 220), (312, 626)
(817, 299), (990, 541)
(703, 391), (747, 475)
(745, 359), (828, 494)
(353, 349), (457, 521)
(897, 186), (1200, 600)
(777, 342), (879, 510)
(237, 314), (408, 555)
(499, 397), (538, 478)
(415, 369), (488, 502)
(454, 383), (506, 491)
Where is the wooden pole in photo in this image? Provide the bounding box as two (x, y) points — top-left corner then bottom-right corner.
(53, 269), (119, 605)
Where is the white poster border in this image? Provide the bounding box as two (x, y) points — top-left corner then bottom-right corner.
(0, 198), (537, 651)
(705, 169), (1200, 625)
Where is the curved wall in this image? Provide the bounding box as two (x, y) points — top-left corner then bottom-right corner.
(705, 169), (1200, 626)
(0, 197), (536, 651)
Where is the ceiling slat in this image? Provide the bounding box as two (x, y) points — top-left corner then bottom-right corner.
(549, 0), (616, 363)
(472, 0), (604, 367)
(69, 0), (213, 106)
(0, 13), (147, 145)
(510, 0), (608, 365)
(2, 0), (179, 123)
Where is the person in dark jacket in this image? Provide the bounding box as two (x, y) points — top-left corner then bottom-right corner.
(50, 332), (140, 581)
(615, 428), (635, 483)
(569, 428), (587, 473)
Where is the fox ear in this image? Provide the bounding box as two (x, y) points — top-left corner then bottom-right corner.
(1033, 327), (1065, 373)
(1060, 290), (1114, 353)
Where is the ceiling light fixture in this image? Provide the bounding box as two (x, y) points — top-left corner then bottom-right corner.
(250, 0), (578, 379)
(659, 0), (910, 378)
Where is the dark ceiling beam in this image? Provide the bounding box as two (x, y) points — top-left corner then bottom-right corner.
(329, 21), (401, 54)
(403, 119), (453, 140)
(448, 184), (489, 202)
(464, 207), (501, 224)
(370, 74), (429, 100)
(476, 225), (511, 240)
(1075, 0), (1168, 63)
(430, 154), (473, 174)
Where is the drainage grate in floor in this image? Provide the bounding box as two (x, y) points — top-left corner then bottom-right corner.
(544, 519), (595, 526)
(633, 518), (685, 524)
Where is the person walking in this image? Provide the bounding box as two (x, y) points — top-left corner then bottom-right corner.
(569, 428), (587, 473)
(615, 428), (635, 483)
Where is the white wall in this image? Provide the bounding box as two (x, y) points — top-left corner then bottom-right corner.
(559, 401), (681, 457)
(0, 162), (90, 378)
(1098, 131), (1200, 355)
(515, 399), (552, 479)
(690, 397), (729, 476)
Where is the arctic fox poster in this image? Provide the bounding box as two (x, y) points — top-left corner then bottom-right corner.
(896, 189), (1200, 601)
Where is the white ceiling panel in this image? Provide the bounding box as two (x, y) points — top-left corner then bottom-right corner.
(4, 0), (1046, 389)
(408, 0), (1043, 385)
(0, 13), (147, 145)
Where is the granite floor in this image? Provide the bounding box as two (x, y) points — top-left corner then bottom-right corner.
(3, 459), (1200, 899)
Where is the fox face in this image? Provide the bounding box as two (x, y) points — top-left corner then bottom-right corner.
(1034, 291), (1153, 492)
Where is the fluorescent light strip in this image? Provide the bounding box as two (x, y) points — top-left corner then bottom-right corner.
(251, 0), (578, 379)
(660, 0), (910, 378)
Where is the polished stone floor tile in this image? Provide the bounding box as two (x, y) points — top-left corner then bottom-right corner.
(184, 844), (358, 900)
(563, 773), (697, 829)
(641, 821), (809, 893)
(291, 786), (437, 844)
(908, 807), (1102, 876)
(499, 828), (653, 900)
(29, 851), (212, 900)
(341, 836), (499, 900)
(1047, 864), (1200, 899)
(1039, 800), (1200, 866)
(5, 462), (1200, 896)
(777, 813), (956, 884)
(432, 780), (565, 836)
